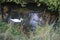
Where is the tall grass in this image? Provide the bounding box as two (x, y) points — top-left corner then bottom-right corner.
(0, 21), (60, 40)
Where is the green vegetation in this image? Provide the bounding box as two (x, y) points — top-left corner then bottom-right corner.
(0, 21), (60, 40)
(0, 0), (60, 40)
(0, 0), (60, 12)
